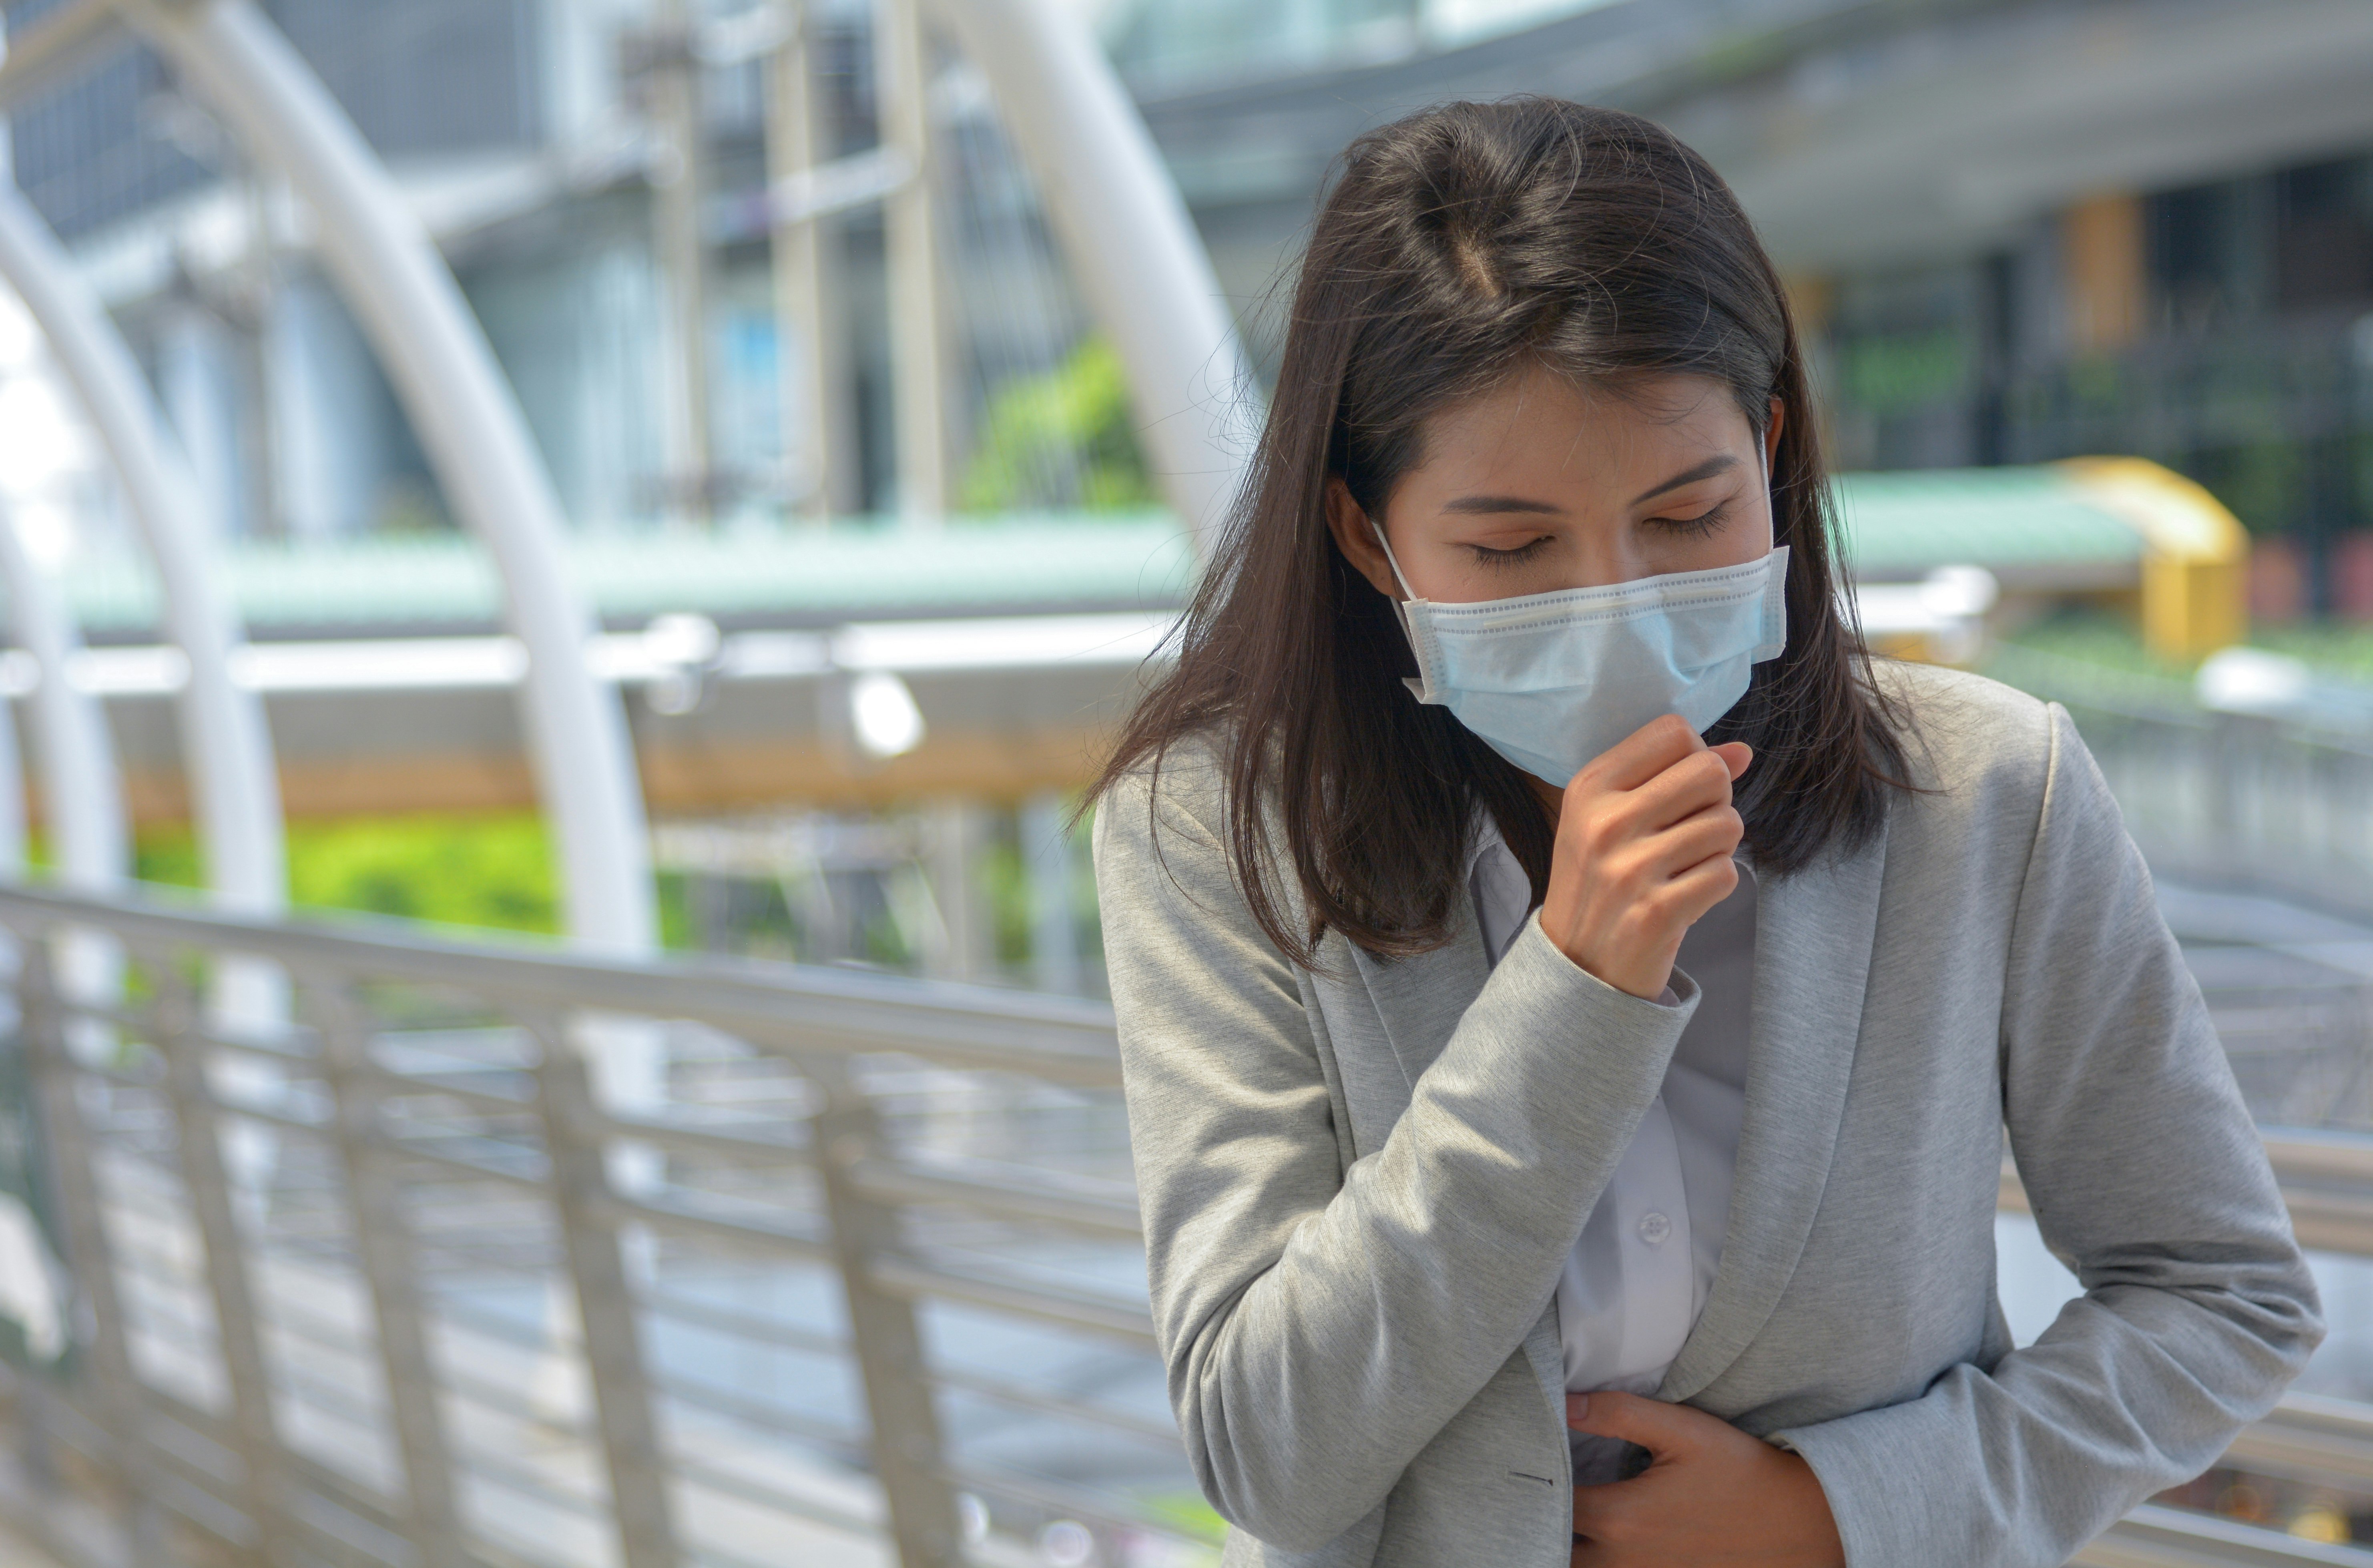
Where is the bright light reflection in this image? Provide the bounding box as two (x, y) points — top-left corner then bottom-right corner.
(12, 502), (73, 569)
(0, 375), (90, 492)
(0, 294), (40, 377)
(849, 670), (926, 759)
(1424, 0), (1623, 45)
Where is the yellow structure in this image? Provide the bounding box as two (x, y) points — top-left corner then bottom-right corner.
(2060, 194), (2147, 354)
(2058, 456), (2251, 662)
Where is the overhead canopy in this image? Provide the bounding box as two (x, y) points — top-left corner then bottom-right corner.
(59, 462), (2241, 642)
(1832, 468), (2145, 590)
(61, 514), (1203, 638)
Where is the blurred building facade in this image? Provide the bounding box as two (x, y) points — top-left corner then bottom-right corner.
(12, 0), (2370, 604)
(2, 0), (1108, 545)
(1111, 0), (2373, 616)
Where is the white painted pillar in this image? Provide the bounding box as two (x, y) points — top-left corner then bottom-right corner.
(123, 0), (658, 971)
(155, 302), (246, 543)
(0, 635), (21, 880)
(765, 4), (843, 518)
(652, 0), (711, 526)
(1020, 789), (1080, 995)
(0, 504), (128, 1018)
(0, 513), (125, 896)
(0, 179), (288, 1033)
(924, 798), (989, 981)
(260, 269), (389, 543)
(920, 0), (1260, 547)
(875, 0), (950, 522)
(261, 271), (338, 541)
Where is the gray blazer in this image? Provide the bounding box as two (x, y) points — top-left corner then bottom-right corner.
(1091, 661), (2323, 1568)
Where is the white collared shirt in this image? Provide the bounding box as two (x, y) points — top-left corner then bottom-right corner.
(1467, 819), (1754, 1481)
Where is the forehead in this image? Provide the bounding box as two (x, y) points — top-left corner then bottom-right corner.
(1415, 367), (1749, 482)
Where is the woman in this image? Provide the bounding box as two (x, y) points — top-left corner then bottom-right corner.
(1087, 99), (2321, 1566)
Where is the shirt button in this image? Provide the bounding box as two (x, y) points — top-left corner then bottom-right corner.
(1636, 1211), (1672, 1245)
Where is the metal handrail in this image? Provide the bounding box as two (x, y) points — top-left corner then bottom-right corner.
(0, 880), (2369, 1568)
(0, 880), (1124, 1072)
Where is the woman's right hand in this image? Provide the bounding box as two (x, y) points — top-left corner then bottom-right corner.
(1535, 714), (1751, 1000)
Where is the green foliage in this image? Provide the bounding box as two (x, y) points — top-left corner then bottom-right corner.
(982, 835), (1034, 970)
(1992, 610), (2191, 677)
(960, 336), (1156, 513)
(133, 831), (200, 887)
(2253, 623), (2373, 683)
(1839, 329), (1970, 413)
(2189, 439), (2303, 539)
(137, 813), (560, 936)
(1990, 608), (2373, 687)
(1139, 1491), (1228, 1550)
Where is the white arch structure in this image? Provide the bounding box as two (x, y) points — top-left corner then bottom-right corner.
(0, 185), (281, 1004)
(0, 496), (130, 1018)
(0, 623), (21, 882)
(117, 0), (658, 962)
(0, 505), (127, 899)
(922, 0), (1261, 547)
(0, 0), (1249, 974)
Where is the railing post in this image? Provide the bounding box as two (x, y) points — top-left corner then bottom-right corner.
(526, 1014), (680, 1568)
(302, 969), (472, 1568)
(805, 1052), (962, 1568)
(148, 963), (297, 1567)
(19, 939), (173, 1568)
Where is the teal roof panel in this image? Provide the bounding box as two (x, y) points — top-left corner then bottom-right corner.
(61, 512), (1200, 636)
(51, 473), (2142, 640)
(1831, 468), (2141, 580)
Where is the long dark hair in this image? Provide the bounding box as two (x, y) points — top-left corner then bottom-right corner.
(1091, 98), (1911, 967)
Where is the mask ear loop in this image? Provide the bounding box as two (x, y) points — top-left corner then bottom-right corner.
(1365, 518), (1439, 703)
(1367, 518), (1420, 603)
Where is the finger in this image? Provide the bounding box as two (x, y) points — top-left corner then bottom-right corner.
(1710, 740), (1753, 780)
(1634, 803), (1746, 880)
(1613, 748), (1737, 834)
(1592, 799), (1740, 889)
(1565, 1391), (1710, 1459)
(1575, 714), (1702, 795)
(1570, 1475), (1650, 1537)
(1572, 1470), (1670, 1555)
(1651, 847), (1743, 930)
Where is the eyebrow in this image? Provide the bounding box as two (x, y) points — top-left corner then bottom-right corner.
(1440, 494), (1564, 516)
(1629, 455), (1739, 506)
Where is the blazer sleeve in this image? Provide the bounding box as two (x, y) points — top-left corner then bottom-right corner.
(1092, 755), (1700, 1550)
(1770, 702), (2325, 1567)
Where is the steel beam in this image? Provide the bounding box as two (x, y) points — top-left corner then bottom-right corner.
(19, 943), (172, 1568)
(764, 4), (849, 517)
(0, 0), (122, 112)
(303, 969), (471, 1568)
(806, 1050), (961, 1568)
(875, 0), (950, 522)
(148, 964), (297, 1566)
(650, 0), (713, 525)
(526, 1015), (681, 1568)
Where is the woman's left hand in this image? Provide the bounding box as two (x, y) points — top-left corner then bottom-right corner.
(1567, 1391), (1845, 1566)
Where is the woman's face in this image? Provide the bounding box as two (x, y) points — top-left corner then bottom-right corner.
(1327, 365), (1781, 605)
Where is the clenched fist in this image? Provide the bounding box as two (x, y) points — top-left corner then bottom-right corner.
(1536, 714), (1751, 1000)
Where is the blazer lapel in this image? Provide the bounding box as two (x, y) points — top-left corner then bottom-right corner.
(1347, 891), (1493, 1094)
(1656, 812), (1889, 1405)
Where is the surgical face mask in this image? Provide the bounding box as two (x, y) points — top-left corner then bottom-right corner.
(1369, 519), (1789, 786)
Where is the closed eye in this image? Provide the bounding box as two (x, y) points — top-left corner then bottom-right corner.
(1465, 536), (1555, 569)
(1648, 503), (1729, 538)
